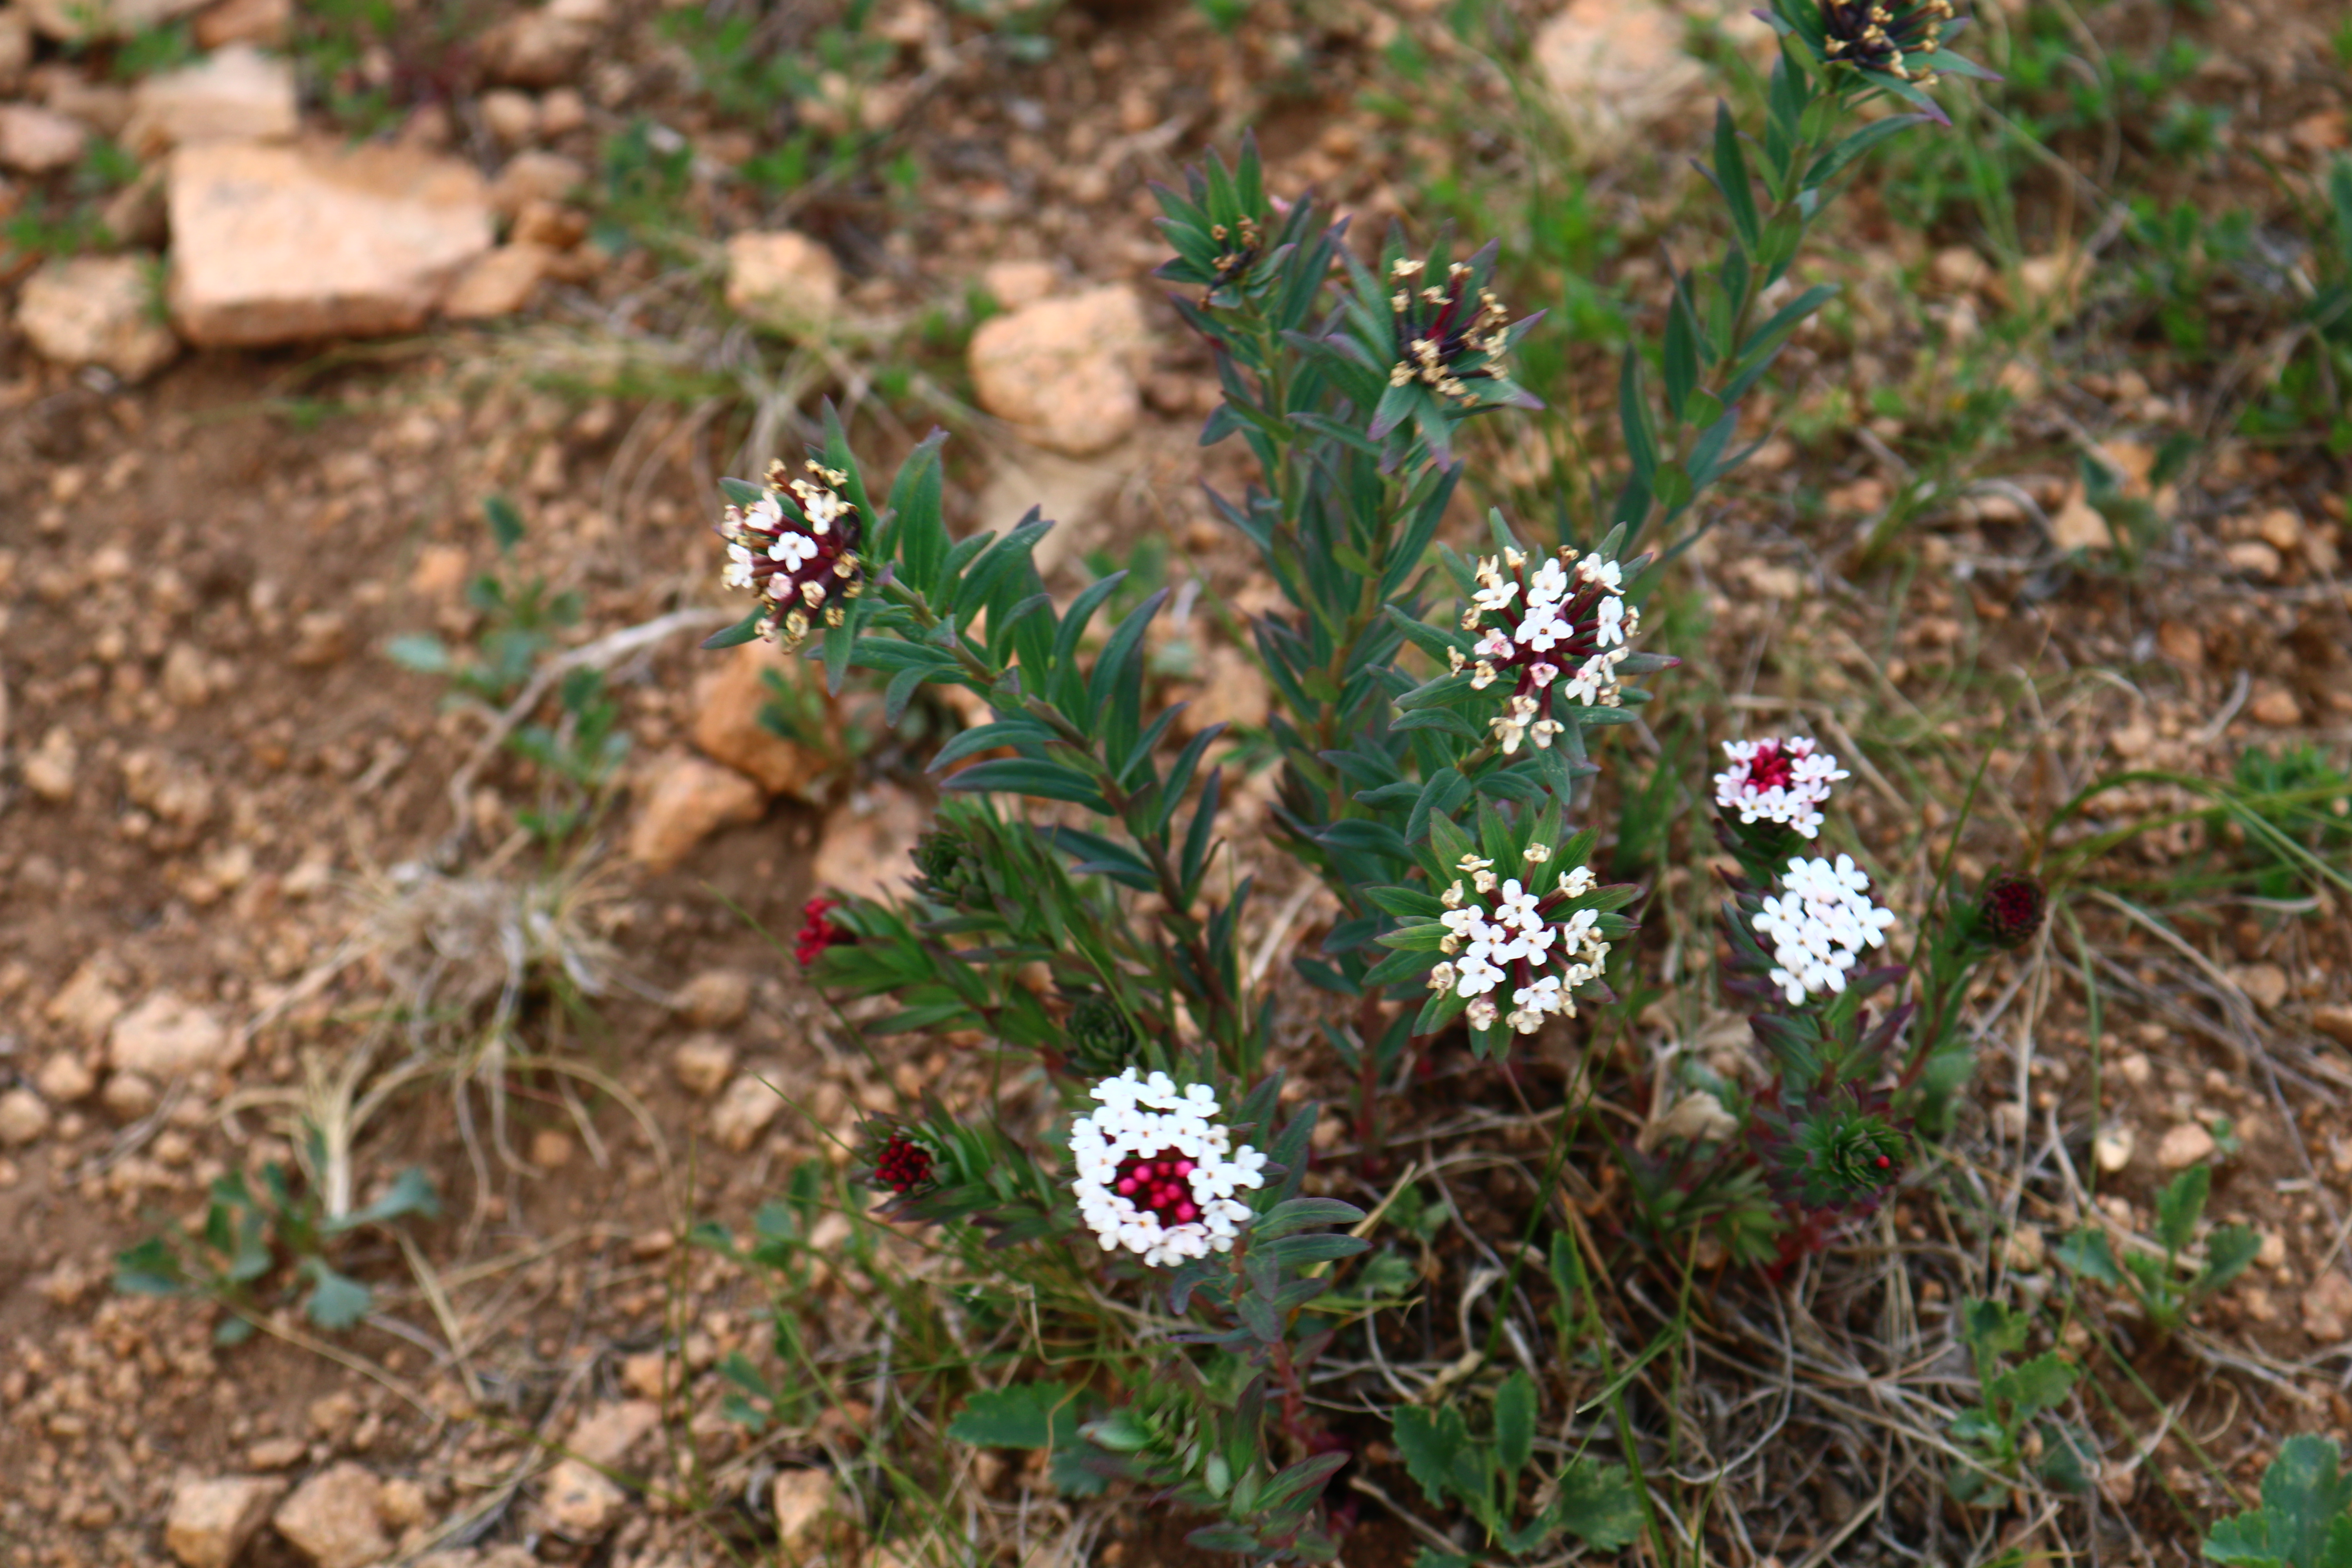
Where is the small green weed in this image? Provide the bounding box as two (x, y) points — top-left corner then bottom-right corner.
(2054, 1163), (2263, 1336)
(116, 1162), (440, 1343)
(1946, 1297), (2091, 1504)
(1391, 1367), (1646, 1560)
(2231, 744), (2352, 900)
(388, 496), (583, 706)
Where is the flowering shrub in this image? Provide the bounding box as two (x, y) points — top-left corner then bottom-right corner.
(693, 3), (2005, 1554)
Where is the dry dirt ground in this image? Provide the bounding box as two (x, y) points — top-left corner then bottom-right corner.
(3, 0), (2352, 1565)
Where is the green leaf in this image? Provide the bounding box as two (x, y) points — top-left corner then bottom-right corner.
(699, 612), (763, 650)
(113, 1238), (188, 1296)
(483, 494), (524, 553)
(1987, 1352), (2077, 1421)
(1184, 1526), (1263, 1553)
(947, 1381), (1080, 1448)
(1262, 1233), (1369, 1267)
(886, 429), (949, 594)
(1550, 1457), (1645, 1550)
(385, 633), (452, 672)
(1254, 1197), (1366, 1239)
(1392, 1405), (1470, 1509)
(2205, 1435), (2352, 1568)
(942, 759), (1108, 813)
(2052, 1228), (2125, 1288)
(1712, 100), (1760, 249)
(2197, 1225), (2265, 1297)
(2156, 1163), (2211, 1255)
(1494, 1371), (1535, 1483)
(324, 1168), (440, 1233)
(299, 1259), (373, 1331)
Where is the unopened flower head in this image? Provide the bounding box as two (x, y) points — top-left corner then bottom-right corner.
(1975, 869), (2046, 950)
(1387, 256), (1515, 404)
(1751, 854), (1898, 1005)
(1453, 548), (1641, 755)
(871, 1130), (936, 1196)
(1431, 863), (1614, 1035)
(1713, 735), (1848, 839)
(1209, 214), (1265, 289)
(1820, 0), (1955, 83)
(717, 459), (866, 651)
(794, 895), (853, 967)
(1068, 1069), (1267, 1269)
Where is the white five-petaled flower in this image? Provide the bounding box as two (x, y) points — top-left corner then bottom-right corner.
(1750, 853), (1899, 1005)
(1471, 558), (1519, 613)
(1514, 606), (1570, 652)
(1069, 1069), (1265, 1269)
(1494, 879), (1543, 931)
(1713, 735), (1848, 840)
(1454, 950), (1506, 997)
(1527, 558), (1569, 605)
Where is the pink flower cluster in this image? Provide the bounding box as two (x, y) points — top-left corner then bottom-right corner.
(1712, 735), (1847, 840)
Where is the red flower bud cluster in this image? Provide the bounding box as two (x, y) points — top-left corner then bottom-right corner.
(872, 1131), (935, 1196)
(794, 896), (851, 967)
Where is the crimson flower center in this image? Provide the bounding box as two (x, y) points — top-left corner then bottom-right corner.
(1744, 744), (1795, 792)
(1114, 1148), (1201, 1226)
(875, 1134), (932, 1194)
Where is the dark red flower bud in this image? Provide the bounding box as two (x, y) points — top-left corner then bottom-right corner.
(871, 1131), (935, 1196)
(1976, 870), (2046, 950)
(794, 896), (852, 967)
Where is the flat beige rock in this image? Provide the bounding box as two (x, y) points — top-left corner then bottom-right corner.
(165, 1475), (285, 1568)
(968, 285), (1151, 457)
(168, 141), (493, 347)
(125, 43), (296, 154)
(1532, 0), (1708, 154)
(0, 102), (87, 172)
(441, 242), (554, 320)
(16, 256), (181, 383)
(626, 752), (765, 871)
(724, 229), (842, 337)
(22, 0), (205, 39)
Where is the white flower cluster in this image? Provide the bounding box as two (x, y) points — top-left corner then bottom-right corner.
(1069, 1069), (1267, 1268)
(1713, 735), (1848, 840)
(1751, 854), (1899, 1005)
(1450, 549), (1639, 754)
(717, 460), (864, 650)
(1427, 848), (1610, 1035)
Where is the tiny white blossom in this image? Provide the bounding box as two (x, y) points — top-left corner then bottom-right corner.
(1454, 951), (1506, 997)
(1514, 606), (1570, 652)
(1526, 557), (1569, 606)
